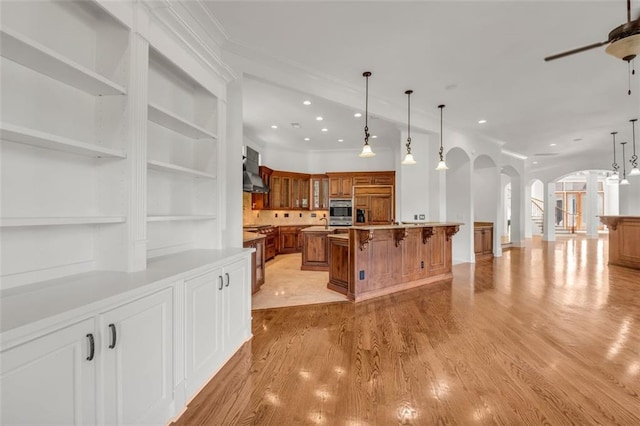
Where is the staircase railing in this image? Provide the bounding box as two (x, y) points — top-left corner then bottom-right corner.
(530, 197), (578, 233)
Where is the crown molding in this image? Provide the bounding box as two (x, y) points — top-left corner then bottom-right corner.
(142, 0), (237, 83)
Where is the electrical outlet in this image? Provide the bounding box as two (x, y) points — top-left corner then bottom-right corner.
(421, 260), (424, 269)
(419, 214), (426, 220)
(284, 213), (289, 218)
(275, 213), (278, 218)
(414, 214), (418, 220)
(311, 213), (317, 218)
(359, 270), (365, 280)
(299, 213), (302, 217)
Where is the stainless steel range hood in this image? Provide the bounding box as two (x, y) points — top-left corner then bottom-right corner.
(243, 146), (269, 193)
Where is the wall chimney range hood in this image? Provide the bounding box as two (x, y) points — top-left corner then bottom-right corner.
(243, 146), (269, 193)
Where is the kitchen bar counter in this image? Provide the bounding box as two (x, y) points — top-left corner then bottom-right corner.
(599, 216), (640, 270)
(334, 223), (461, 302)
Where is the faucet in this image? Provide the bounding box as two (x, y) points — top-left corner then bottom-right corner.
(320, 217), (328, 229)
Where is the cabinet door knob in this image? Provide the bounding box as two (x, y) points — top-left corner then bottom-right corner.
(225, 272), (230, 287)
(218, 275), (224, 290)
(108, 323), (117, 349)
(86, 333), (95, 361)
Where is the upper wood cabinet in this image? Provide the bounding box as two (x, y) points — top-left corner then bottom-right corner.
(328, 174), (353, 198)
(251, 166), (272, 210)
(311, 174), (329, 210)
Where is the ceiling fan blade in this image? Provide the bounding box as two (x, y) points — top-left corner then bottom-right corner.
(544, 41), (610, 61)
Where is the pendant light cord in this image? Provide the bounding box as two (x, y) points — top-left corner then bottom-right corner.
(612, 132), (619, 173)
(631, 119), (638, 167)
(438, 105), (445, 161)
(621, 142), (627, 179)
(363, 72), (371, 145)
(406, 90), (412, 152)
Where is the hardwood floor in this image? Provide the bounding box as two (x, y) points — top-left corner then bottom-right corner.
(173, 235), (640, 425)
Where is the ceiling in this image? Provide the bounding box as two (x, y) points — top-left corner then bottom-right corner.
(203, 1), (640, 171)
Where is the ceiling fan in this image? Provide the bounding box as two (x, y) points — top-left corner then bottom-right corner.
(544, 0), (640, 62)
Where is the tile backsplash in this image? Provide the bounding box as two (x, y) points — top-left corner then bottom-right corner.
(243, 192), (328, 226)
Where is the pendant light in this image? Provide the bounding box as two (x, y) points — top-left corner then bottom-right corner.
(611, 132), (620, 180)
(435, 104), (448, 170)
(401, 90), (416, 165)
(620, 141), (630, 185)
(359, 71), (375, 158)
(629, 118), (640, 176)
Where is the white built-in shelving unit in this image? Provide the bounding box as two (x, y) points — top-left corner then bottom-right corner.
(146, 47), (219, 259)
(0, 0), (130, 289)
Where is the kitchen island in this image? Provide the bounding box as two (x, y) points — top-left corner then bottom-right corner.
(599, 216), (640, 270)
(328, 223), (461, 302)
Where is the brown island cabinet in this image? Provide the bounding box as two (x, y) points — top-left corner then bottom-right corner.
(327, 223), (461, 302)
(599, 216), (640, 270)
(300, 226), (349, 271)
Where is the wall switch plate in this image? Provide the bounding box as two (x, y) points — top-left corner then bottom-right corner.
(311, 213), (317, 218)
(284, 213), (289, 218)
(359, 270), (365, 280)
(414, 214), (418, 220)
(419, 214), (426, 220)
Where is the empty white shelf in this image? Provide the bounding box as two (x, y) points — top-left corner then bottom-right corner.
(148, 103), (217, 140)
(0, 28), (126, 96)
(1, 217), (126, 227)
(0, 123), (127, 158)
(147, 160), (216, 179)
(147, 215), (217, 222)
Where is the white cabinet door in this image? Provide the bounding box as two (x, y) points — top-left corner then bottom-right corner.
(0, 318), (97, 426)
(221, 258), (251, 350)
(99, 288), (174, 426)
(184, 268), (224, 398)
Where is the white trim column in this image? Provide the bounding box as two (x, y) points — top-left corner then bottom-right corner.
(543, 182), (556, 241)
(585, 171), (598, 239)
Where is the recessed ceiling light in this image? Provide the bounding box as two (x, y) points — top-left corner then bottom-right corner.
(316, 116), (323, 121)
(304, 137), (310, 141)
(478, 119), (487, 124)
(372, 135), (377, 139)
(338, 139), (344, 142)
(321, 128), (328, 132)
(303, 100), (311, 105)
(291, 123), (301, 128)
(533, 161), (539, 164)
(271, 125), (278, 129)
(550, 143), (556, 146)
(573, 138), (582, 142)
(354, 113), (362, 118)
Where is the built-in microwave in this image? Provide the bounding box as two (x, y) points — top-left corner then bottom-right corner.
(329, 199), (353, 226)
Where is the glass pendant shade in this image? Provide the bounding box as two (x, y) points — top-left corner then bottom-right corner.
(436, 160), (449, 171)
(620, 177), (630, 185)
(611, 171), (620, 180)
(360, 143), (375, 158)
(402, 153), (416, 165)
(630, 167), (640, 176)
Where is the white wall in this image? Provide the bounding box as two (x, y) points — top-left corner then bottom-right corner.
(473, 155), (499, 222)
(446, 148), (473, 263)
(397, 131), (431, 222)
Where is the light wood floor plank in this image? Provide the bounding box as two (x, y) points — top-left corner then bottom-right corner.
(173, 236), (640, 425)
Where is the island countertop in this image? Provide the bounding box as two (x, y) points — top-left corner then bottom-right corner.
(351, 222), (463, 230)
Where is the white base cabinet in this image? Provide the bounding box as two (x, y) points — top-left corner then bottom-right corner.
(0, 318), (97, 426)
(184, 258), (250, 398)
(1, 251), (251, 426)
(99, 288), (174, 426)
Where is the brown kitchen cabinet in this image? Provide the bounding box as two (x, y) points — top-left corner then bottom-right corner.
(327, 234), (349, 294)
(301, 227), (333, 271)
(474, 222), (494, 260)
(243, 234), (266, 293)
(327, 173), (353, 198)
(353, 185), (394, 225)
(310, 174), (329, 210)
(278, 225), (308, 254)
